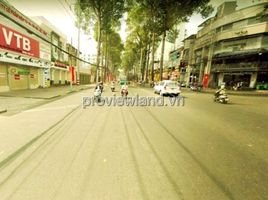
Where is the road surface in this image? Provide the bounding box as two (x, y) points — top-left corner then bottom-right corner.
(0, 86), (267, 200)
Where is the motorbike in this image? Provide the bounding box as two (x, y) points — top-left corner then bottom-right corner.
(94, 88), (102, 102)
(214, 93), (229, 104)
(190, 84), (202, 92)
(121, 88), (128, 97)
(111, 85), (115, 92)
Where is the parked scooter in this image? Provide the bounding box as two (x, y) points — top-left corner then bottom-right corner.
(190, 84), (202, 92)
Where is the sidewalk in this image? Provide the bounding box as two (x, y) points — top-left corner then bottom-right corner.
(191, 88), (268, 96)
(138, 83), (268, 96)
(0, 84), (94, 114)
(0, 84), (93, 99)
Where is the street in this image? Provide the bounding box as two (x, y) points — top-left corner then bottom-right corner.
(0, 86), (268, 200)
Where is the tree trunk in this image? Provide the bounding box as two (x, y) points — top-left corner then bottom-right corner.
(151, 32), (155, 82)
(145, 43), (151, 83)
(96, 15), (102, 83)
(160, 31), (166, 81)
(104, 34), (108, 82)
(101, 36), (104, 82)
(140, 48), (144, 81)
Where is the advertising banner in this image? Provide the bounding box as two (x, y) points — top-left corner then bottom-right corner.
(0, 23), (40, 58)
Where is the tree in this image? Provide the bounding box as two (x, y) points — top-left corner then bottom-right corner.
(122, 3), (160, 82)
(75, 0), (125, 82)
(103, 30), (124, 80)
(135, 0), (213, 81)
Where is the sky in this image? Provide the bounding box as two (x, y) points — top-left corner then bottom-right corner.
(6, 0), (267, 56)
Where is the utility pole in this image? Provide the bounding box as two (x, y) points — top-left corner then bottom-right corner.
(77, 23), (80, 85)
(76, 2), (81, 85)
(69, 43), (73, 91)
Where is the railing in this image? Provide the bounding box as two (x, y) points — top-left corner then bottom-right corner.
(211, 63), (268, 72)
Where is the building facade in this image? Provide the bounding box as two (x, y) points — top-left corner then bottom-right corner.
(188, 1), (268, 89)
(0, 2), (92, 91)
(0, 1), (51, 91)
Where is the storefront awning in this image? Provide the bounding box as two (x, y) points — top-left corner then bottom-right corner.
(213, 48), (268, 59)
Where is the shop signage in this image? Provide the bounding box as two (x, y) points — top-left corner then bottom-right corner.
(14, 74), (20, 80)
(18, 69), (30, 75)
(0, 1), (48, 38)
(54, 61), (67, 69)
(0, 23), (40, 58)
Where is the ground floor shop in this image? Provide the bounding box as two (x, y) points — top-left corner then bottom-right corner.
(50, 68), (68, 85)
(0, 62), (48, 91)
(208, 71), (268, 89)
(79, 73), (91, 84)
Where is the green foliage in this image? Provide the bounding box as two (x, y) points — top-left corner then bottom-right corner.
(166, 27), (179, 44)
(103, 30), (124, 71)
(75, 0), (126, 81)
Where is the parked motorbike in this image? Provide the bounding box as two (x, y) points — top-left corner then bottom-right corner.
(214, 93), (229, 104)
(190, 84), (202, 92)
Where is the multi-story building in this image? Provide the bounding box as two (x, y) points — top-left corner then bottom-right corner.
(189, 1), (268, 89)
(0, 1), (92, 91)
(154, 23), (187, 81)
(0, 1), (51, 91)
(32, 17), (70, 86)
(181, 34), (196, 86)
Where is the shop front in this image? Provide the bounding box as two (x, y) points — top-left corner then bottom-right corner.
(0, 2), (51, 91)
(50, 62), (69, 85)
(0, 51), (50, 91)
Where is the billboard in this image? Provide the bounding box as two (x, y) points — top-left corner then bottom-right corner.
(0, 23), (40, 58)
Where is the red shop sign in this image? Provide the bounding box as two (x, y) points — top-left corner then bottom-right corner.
(0, 23), (40, 58)
(14, 74), (20, 80)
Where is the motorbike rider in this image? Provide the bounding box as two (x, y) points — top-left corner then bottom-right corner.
(215, 84), (226, 98)
(110, 81), (115, 91)
(95, 83), (102, 91)
(121, 82), (128, 96)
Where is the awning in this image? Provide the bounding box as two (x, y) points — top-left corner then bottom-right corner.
(213, 48), (268, 59)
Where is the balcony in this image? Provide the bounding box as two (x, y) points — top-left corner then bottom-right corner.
(211, 63), (268, 73)
(216, 22), (268, 42)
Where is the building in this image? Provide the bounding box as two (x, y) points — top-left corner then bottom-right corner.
(154, 23), (187, 81)
(190, 1), (268, 89)
(182, 34), (196, 86)
(32, 17), (70, 86)
(0, 1), (51, 91)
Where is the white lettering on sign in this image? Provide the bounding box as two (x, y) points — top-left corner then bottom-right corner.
(23, 37), (30, 51)
(2, 27), (12, 45)
(1, 27), (31, 51)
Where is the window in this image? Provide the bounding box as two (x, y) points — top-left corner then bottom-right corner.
(248, 17), (262, 25)
(222, 23), (232, 31)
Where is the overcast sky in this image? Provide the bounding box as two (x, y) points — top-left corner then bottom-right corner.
(6, 0), (267, 55)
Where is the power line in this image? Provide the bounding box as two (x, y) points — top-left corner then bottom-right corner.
(57, 0), (76, 23)
(0, 11), (94, 66)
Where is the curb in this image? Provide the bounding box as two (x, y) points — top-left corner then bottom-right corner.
(194, 90), (268, 97)
(0, 108), (7, 114)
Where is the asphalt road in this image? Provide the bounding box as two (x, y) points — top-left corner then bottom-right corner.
(0, 86), (267, 200)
